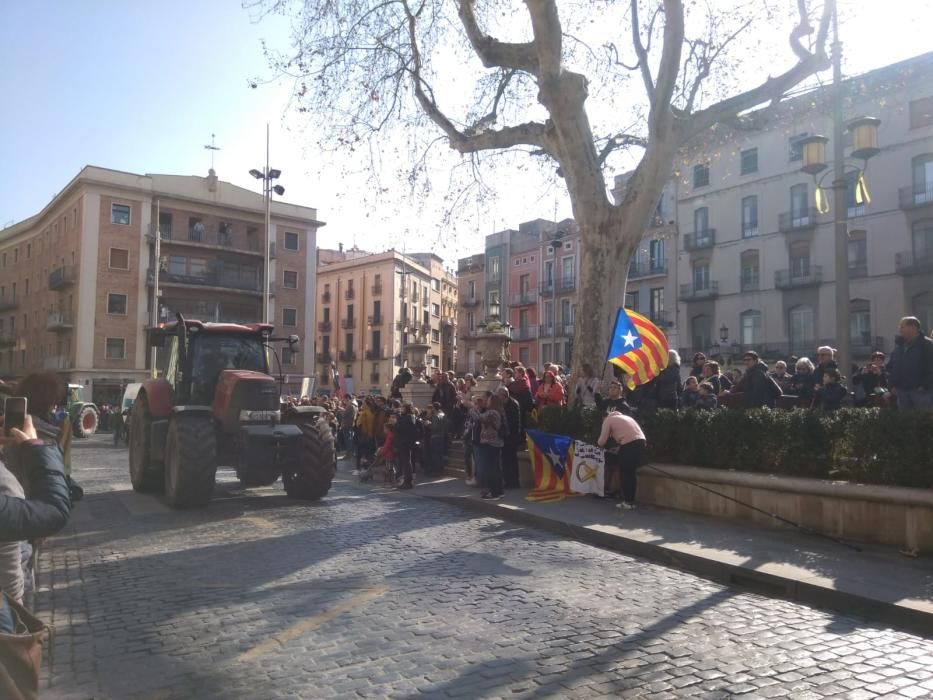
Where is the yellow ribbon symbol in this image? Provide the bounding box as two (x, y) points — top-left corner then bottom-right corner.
(575, 461), (599, 483)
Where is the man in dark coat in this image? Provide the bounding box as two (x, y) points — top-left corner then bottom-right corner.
(431, 372), (457, 415)
(731, 351), (782, 408)
(496, 387), (522, 489)
(887, 316), (933, 410)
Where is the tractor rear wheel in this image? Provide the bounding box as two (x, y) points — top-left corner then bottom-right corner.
(73, 405), (99, 438)
(129, 393), (163, 493)
(164, 414), (217, 509)
(283, 418), (335, 501)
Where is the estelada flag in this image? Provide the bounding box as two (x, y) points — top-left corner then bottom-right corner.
(525, 430), (573, 503)
(607, 308), (670, 387)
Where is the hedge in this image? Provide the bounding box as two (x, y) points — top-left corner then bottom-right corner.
(534, 406), (933, 489)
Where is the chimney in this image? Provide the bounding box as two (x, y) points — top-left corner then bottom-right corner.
(206, 168), (218, 192)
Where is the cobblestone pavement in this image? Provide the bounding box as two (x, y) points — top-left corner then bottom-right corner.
(38, 435), (933, 699)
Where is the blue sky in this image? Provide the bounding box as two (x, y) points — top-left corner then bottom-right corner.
(2, 1), (931, 260)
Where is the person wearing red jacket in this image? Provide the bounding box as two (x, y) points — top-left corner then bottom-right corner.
(535, 371), (565, 409)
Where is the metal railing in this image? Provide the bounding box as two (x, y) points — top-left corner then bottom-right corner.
(683, 230), (716, 251)
(460, 296), (481, 307)
(510, 292), (536, 306)
(740, 274), (760, 292)
(778, 208), (819, 233)
(339, 350), (357, 362)
(365, 350), (381, 360)
(774, 266), (823, 289)
(49, 265), (76, 290)
(0, 298), (17, 312)
(46, 311), (74, 330)
(321, 291), (331, 303)
(849, 259), (868, 279)
(153, 270), (263, 293)
(0, 330), (14, 347)
(341, 318), (357, 330)
(344, 288), (355, 300)
(43, 355), (72, 370)
(899, 183), (933, 209)
(512, 326), (538, 341)
(628, 261), (667, 279)
(318, 321), (332, 332)
(316, 352), (333, 363)
(368, 314), (383, 326)
(679, 281), (719, 301)
(371, 284), (383, 295)
(895, 250), (933, 275)
(370, 373), (380, 384)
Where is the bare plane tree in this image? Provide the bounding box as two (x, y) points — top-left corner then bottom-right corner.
(250, 0), (834, 376)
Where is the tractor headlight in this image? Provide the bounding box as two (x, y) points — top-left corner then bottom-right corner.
(239, 409), (281, 423)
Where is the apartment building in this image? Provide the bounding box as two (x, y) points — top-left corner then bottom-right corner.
(315, 248), (457, 395)
(673, 51), (933, 360)
(0, 166), (322, 403)
(455, 253), (485, 373)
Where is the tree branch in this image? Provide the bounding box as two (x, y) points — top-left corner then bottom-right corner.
(457, 1), (538, 73)
(596, 133), (649, 166)
(630, 0), (655, 102)
(682, 0), (832, 138)
(651, 0), (685, 125)
(525, 0), (563, 83)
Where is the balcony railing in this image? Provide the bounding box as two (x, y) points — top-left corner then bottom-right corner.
(779, 208), (819, 233)
(151, 270), (263, 294)
(849, 259), (868, 279)
(318, 321), (332, 332)
(649, 311), (671, 328)
(555, 277), (576, 293)
(0, 330), (14, 347)
(370, 373), (381, 384)
(557, 323), (575, 337)
(679, 281), (719, 301)
(344, 288), (355, 300)
(774, 266), (824, 289)
(740, 274), (760, 292)
(46, 311), (74, 331)
(895, 250), (933, 275)
(339, 350), (357, 362)
(321, 291), (331, 303)
(899, 183), (933, 209)
(316, 352), (333, 364)
(365, 350), (382, 360)
(460, 296), (481, 308)
(852, 336), (887, 357)
(487, 271), (502, 283)
(628, 261), (667, 279)
(368, 314), (383, 326)
(512, 326), (539, 341)
(371, 284), (383, 296)
(43, 355), (72, 370)
(0, 298), (17, 312)
(341, 318), (357, 330)
(683, 230), (716, 251)
(48, 265), (76, 290)
(510, 292), (536, 307)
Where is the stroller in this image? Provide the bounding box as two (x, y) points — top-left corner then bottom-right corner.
(358, 453), (396, 486)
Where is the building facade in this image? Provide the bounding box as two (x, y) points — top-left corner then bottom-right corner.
(315, 248), (457, 395)
(455, 253), (485, 373)
(0, 166), (323, 403)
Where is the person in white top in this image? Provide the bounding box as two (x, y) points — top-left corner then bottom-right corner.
(597, 410), (647, 509)
(571, 363), (601, 409)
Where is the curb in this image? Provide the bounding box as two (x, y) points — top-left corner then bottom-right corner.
(419, 491), (933, 639)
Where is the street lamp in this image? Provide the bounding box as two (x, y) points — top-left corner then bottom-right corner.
(796, 8), (881, 380)
(549, 233), (563, 365)
(249, 126), (285, 325)
(719, 324), (729, 343)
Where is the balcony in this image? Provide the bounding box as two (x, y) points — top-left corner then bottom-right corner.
(899, 183), (933, 210)
(316, 352), (333, 364)
(48, 265), (76, 290)
(0, 330), (14, 347)
(849, 259), (868, 279)
(318, 321), (332, 332)
(774, 266), (824, 289)
(322, 291), (331, 303)
(341, 318), (357, 330)
(371, 284), (383, 296)
(460, 296), (481, 308)
(852, 336), (886, 357)
(365, 350), (382, 360)
(683, 230), (716, 251)
(740, 274), (760, 292)
(557, 323), (575, 337)
(679, 281), (719, 301)
(370, 373), (381, 384)
(43, 355), (72, 370)
(513, 326), (538, 341)
(895, 250), (933, 276)
(368, 314), (383, 326)
(46, 311), (74, 332)
(510, 292), (536, 307)
(628, 261), (667, 279)
(649, 311), (671, 328)
(148, 224), (264, 258)
(556, 277), (576, 294)
(150, 270), (263, 295)
(339, 350), (356, 362)
(344, 288), (355, 301)
(487, 271), (502, 283)
(779, 208), (819, 233)
(396, 320), (410, 331)
(0, 298), (17, 312)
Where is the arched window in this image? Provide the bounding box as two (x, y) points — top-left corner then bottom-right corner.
(788, 305), (814, 356)
(740, 310), (762, 348)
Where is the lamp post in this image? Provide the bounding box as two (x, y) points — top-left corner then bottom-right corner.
(798, 9), (880, 381)
(249, 125), (285, 325)
(549, 233), (562, 366)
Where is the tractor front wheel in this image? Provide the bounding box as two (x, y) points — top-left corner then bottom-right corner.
(164, 414), (217, 509)
(73, 405), (99, 438)
(283, 418), (335, 501)
(129, 393), (163, 493)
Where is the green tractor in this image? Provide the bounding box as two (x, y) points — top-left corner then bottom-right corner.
(67, 384), (99, 438)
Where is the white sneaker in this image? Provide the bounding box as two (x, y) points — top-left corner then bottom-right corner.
(615, 501), (637, 510)
(465, 478), (478, 487)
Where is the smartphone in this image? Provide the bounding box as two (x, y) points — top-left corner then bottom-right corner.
(3, 397), (26, 437)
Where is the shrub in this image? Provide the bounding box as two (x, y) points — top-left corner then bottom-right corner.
(531, 406), (933, 489)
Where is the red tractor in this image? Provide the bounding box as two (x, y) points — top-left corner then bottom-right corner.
(128, 316), (335, 508)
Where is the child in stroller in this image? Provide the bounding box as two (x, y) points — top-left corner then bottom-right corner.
(359, 424), (397, 486)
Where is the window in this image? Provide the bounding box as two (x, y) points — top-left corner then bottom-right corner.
(693, 207), (709, 235)
(740, 310), (762, 347)
(107, 293), (128, 315)
(283, 270), (298, 289)
(850, 299), (871, 347)
(467, 312), (474, 331)
(912, 220), (933, 258)
(105, 337), (126, 359)
(741, 196), (758, 237)
(489, 256), (500, 278)
(519, 273), (531, 294)
(789, 242), (811, 278)
(693, 263), (710, 290)
(848, 231), (867, 276)
(188, 217), (204, 242)
(431, 278), (439, 291)
(912, 154), (933, 203)
(24, 279), (28, 295)
(693, 163), (709, 187)
(846, 170), (866, 217)
(432, 303), (440, 316)
(217, 222), (233, 246)
(345, 333), (353, 352)
(649, 288), (664, 319)
(431, 329), (440, 343)
(741, 250), (760, 291)
(788, 306), (815, 353)
(467, 280), (475, 298)
(110, 248), (129, 269)
(111, 204), (131, 225)
(282, 348), (294, 365)
(543, 260), (554, 287)
(625, 291), (639, 311)
(282, 307), (298, 327)
(910, 96), (933, 129)
(346, 303), (355, 323)
(519, 347), (530, 365)
(322, 335), (330, 352)
(158, 212), (173, 239)
(740, 148), (758, 175)
(789, 133), (809, 161)
(648, 240), (665, 270)
(26, 243), (31, 259)
(543, 300), (554, 327)
(561, 256), (574, 283)
(284, 232), (299, 251)
(790, 184), (810, 224)
(518, 309), (530, 329)
(691, 315), (711, 353)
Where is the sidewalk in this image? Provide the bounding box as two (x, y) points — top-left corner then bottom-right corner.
(383, 472), (933, 637)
